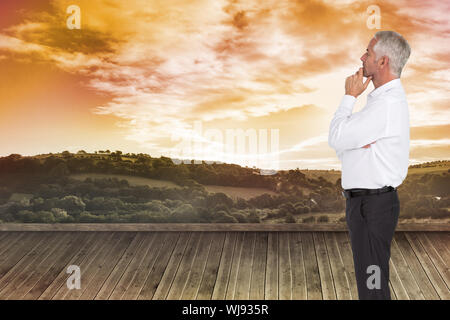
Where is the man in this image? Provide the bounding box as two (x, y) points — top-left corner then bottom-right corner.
(328, 30), (411, 300)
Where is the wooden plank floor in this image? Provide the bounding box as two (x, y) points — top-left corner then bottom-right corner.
(0, 231), (448, 300)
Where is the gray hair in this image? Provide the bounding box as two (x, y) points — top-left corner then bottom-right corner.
(373, 31), (411, 77)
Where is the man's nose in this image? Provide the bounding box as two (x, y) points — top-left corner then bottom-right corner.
(360, 55), (365, 62)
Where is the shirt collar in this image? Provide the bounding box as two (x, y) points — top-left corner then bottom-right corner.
(368, 78), (402, 99)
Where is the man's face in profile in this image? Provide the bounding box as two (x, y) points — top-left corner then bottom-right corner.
(360, 37), (378, 78)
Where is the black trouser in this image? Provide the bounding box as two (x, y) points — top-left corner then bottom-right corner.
(345, 189), (400, 300)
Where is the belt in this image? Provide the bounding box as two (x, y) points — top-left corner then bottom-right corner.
(342, 185), (396, 199)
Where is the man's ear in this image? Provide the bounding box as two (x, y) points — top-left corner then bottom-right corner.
(378, 56), (389, 69)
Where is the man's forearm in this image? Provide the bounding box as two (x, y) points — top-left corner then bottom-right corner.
(328, 95), (356, 153)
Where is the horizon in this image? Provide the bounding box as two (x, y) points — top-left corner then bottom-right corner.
(2, 150), (448, 172)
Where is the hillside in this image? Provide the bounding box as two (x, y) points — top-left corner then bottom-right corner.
(0, 152), (448, 224)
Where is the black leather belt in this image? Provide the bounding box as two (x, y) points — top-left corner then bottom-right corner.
(342, 186), (396, 199)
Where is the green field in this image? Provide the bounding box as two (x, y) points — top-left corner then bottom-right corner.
(70, 173), (180, 188)
(70, 173), (278, 200)
(407, 165), (449, 175)
(302, 161), (450, 185)
(203, 185), (277, 200)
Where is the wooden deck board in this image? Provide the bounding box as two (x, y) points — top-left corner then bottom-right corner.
(108, 232), (155, 300)
(390, 237), (424, 299)
(38, 232), (107, 299)
(426, 233), (450, 267)
(0, 231), (448, 300)
(95, 232), (146, 300)
(288, 232), (307, 300)
(0, 232), (44, 280)
(166, 232), (202, 300)
(313, 232), (336, 300)
(138, 232), (181, 300)
(1, 223), (448, 232)
(181, 232), (214, 300)
(80, 232), (136, 300)
(335, 232), (358, 300)
(121, 232), (168, 300)
(301, 232), (322, 300)
(416, 233), (450, 290)
(63, 232), (128, 300)
(196, 232), (226, 300)
(324, 232), (351, 300)
(211, 232), (237, 300)
(405, 232), (450, 300)
(234, 232), (256, 300)
(395, 233), (440, 300)
(26, 232), (95, 300)
(0, 232), (26, 255)
(0, 232), (68, 299)
(388, 257), (409, 300)
(114, 232), (160, 300)
(152, 232), (190, 300)
(265, 232), (278, 300)
(7, 232), (85, 299)
(249, 232), (267, 300)
(278, 232), (292, 300)
(225, 232), (245, 300)
(52, 232), (117, 300)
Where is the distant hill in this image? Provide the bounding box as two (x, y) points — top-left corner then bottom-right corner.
(0, 151), (448, 225)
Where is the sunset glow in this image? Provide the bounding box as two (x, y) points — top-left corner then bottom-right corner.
(0, 0), (448, 170)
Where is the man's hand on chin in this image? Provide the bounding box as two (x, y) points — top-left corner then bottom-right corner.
(345, 67), (372, 98)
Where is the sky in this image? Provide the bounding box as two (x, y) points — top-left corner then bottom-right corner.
(0, 0), (448, 170)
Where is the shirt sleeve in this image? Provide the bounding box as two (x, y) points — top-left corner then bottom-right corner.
(328, 95), (393, 154)
(336, 149), (344, 162)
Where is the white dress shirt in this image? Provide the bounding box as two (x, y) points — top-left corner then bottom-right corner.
(328, 78), (410, 190)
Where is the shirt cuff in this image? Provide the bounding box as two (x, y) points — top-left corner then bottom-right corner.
(339, 95), (357, 112)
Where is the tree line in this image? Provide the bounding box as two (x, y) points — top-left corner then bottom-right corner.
(0, 153), (448, 223)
